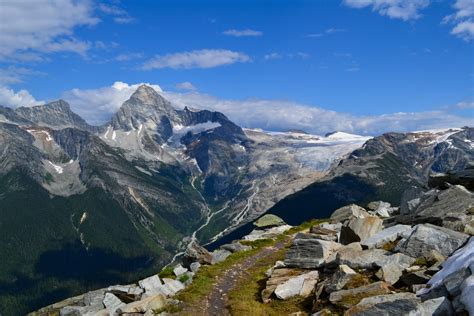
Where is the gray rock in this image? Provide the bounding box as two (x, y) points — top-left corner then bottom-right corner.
(400, 185), (425, 215)
(138, 275), (163, 296)
(340, 216), (383, 245)
(211, 249), (232, 264)
(261, 268), (305, 303)
(325, 264), (358, 292)
(274, 271), (319, 299)
(173, 264), (188, 277)
(396, 224), (469, 258)
(415, 185), (474, 218)
(220, 242), (251, 253)
(102, 293), (125, 314)
(443, 266), (471, 296)
(329, 281), (392, 308)
(421, 297), (454, 316)
(336, 248), (390, 269)
(460, 275), (474, 315)
(367, 201), (393, 218)
(330, 204), (369, 224)
(376, 262), (404, 285)
(117, 294), (167, 314)
(361, 224), (412, 249)
(184, 241), (213, 265)
(284, 233), (342, 268)
(190, 262), (201, 273)
(400, 271), (431, 286)
(162, 278), (185, 295)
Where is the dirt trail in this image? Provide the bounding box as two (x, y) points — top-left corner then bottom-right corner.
(180, 241), (287, 316)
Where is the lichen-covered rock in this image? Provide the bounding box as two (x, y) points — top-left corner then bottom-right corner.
(254, 214), (286, 228)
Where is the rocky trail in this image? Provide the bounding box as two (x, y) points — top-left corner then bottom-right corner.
(182, 240), (287, 316)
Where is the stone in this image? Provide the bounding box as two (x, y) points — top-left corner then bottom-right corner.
(117, 294), (167, 313)
(396, 224), (469, 258)
(329, 281), (392, 308)
(274, 271), (319, 300)
(400, 185), (425, 215)
(102, 293), (125, 314)
(162, 278), (185, 295)
(335, 248), (390, 269)
(310, 226), (338, 241)
(325, 264), (358, 292)
(320, 222), (343, 232)
(138, 275), (163, 295)
(400, 271), (431, 286)
(190, 262), (201, 273)
(183, 241), (213, 265)
(465, 220), (474, 235)
(211, 249), (232, 264)
(339, 216), (383, 245)
(460, 275), (474, 315)
(173, 264), (188, 277)
(220, 242), (251, 253)
(254, 214), (286, 228)
(415, 185), (474, 218)
(284, 233), (342, 268)
(261, 268), (306, 303)
(377, 262), (404, 285)
(345, 293), (454, 316)
(330, 204), (369, 224)
(367, 201), (394, 218)
(243, 225), (292, 241)
(443, 266), (471, 296)
(419, 237), (473, 300)
(361, 224), (412, 249)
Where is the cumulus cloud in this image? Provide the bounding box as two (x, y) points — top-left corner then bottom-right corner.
(0, 0), (99, 60)
(222, 29), (263, 37)
(0, 86), (44, 108)
(342, 0), (430, 21)
(58, 82), (472, 135)
(141, 49), (250, 70)
(444, 0), (474, 41)
(176, 82), (197, 91)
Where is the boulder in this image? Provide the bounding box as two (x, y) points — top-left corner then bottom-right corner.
(361, 224), (412, 249)
(335, 248), (390, 269)
(460, 275), (474, 315)
(345, 293), (453, 316)
(284, 233), (342, 268)
(190, 262), (201, 273)
(310, 225), (338, 241)
(376, 262), (404, 285)
(183, 241), (213, 265)
(138, 275), (163, 296)
(261, 268), (306, 303)
(211, 249), (232, 264)
(117, 294), (167, 314)
(329, 281), (392, 308)
(415, 185), (474, 218)
(220, 242), (251, 253)
(254, 214), (286, 228)
(400, 271), (431, 286)
(330, 204), (369, 224)
(274, 271), (319, 300)
(400, 186), (425, 215)
(243, 225), (292, 241)
(102, 293), (125, 314)
(162, 278), (185, 295)
(173, 264), (188, 277)
(396, 224), (469, 258)
(325, 264), (358, 292)
(340, 216), (383, 245)
(418, 237), (473, 302)
(367, 201), (395, 218)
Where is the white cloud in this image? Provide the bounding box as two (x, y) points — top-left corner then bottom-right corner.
(264, 52), (309, 61)
(58, 82), (471, 135)
(306, 28), (346, 38)
(0, 86), (44, 108)
(141, 49), (250, 70)
(444, 1), (474, 41)
(222, 29), (263, 37)
(115, 52), (144, 61)
(0, 67), (44, 85)
(264, 53), (283, 60)
(99, 3), (135, 24)
(176, 82), (197, 91)
(456, 101), (474, 109)
(0, 0), (99, 60)
(343, 0), (430, 21)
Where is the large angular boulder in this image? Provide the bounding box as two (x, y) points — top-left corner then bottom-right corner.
(274, 271), (319, 300)
(183, 241), (213, 266)
(396, 224), (469, 258)
(460, 275), (474, 315)
(335, 248), (390, 269)
(345, 293), (454, 316)
(102, 293), (125, 314)
(367, 201), (396, 218)
(325, 264), (358, 293)
(361, 224), (412, 249)
(284, 233), (342, 268)
(329, 281), (392, 308)
(339, 216), (383, 245)
(210, 249), (231, 265)
(262, 268), (307, 303)
(173, 264), (188, 277)
(330, 204), (369, 224)
(415, 185), (474, 218)
(138, 275), (163, 296)
(254, 214), (286, 228)
(117, 294), (167, 314)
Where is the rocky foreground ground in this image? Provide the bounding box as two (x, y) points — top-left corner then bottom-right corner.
(34, 183), (474, 315)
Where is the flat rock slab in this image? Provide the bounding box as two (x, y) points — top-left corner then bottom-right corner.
(329, 281), (392, 308)
(274, 271), (319, 300)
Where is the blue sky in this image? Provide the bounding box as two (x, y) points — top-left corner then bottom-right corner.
(0, 0), (472, 134)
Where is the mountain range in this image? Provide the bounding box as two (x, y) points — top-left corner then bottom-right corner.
(0, 84), (472, 314)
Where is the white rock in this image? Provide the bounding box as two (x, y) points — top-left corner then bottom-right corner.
(138, 275), (163, 295)
(274, 271), (319, 299)
(173, 264), (188, 276)
(190, 262), (201, 273)
(162, 278), (185, 295)
(102, 293), (125, 314)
